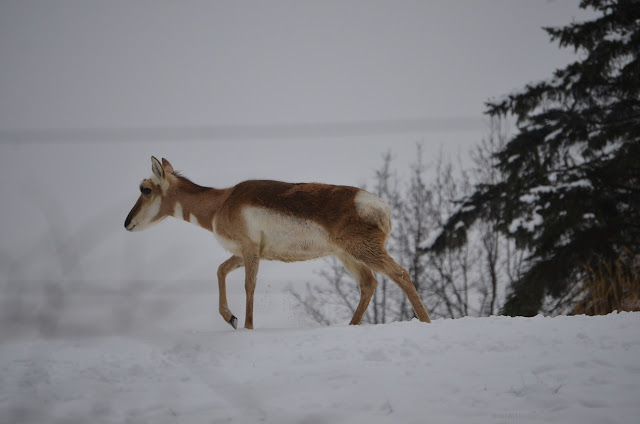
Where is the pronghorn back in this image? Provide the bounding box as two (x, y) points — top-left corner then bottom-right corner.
(225, 180), (391, 232)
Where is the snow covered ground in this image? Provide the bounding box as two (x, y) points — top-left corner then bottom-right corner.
(1, 282), (639, 424)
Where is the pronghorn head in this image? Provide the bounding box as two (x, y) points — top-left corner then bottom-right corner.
(124, 156), (176, 231)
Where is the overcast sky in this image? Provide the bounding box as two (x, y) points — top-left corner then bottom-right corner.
(0, 1), (593, 286)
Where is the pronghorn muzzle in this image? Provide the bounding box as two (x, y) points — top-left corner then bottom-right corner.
(124, 214), (134, 231)
(124, 204), (138, 231)
(124, 196), (152, 231)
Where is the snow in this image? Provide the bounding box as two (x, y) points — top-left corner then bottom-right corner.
(566, 179), (593, 189)
(420, 227), (443, 250)
(515, 179), (595, 216)
(420, 205), (473, 250)
(526, 210), (544, 232)
(604, 30), (633, 44)
(519, 193), (538, 204)
(529, 179), (593, 196)
(530, 185), (555, 194)
(544, 128), (563, 141)
(2, 308), (639, 424)
(509, 219), (522, 233)
(509, 208), (544, 234)
(583, 140), (624, 161)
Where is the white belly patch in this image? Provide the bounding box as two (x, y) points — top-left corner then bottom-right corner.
(243, 207), (334, 261)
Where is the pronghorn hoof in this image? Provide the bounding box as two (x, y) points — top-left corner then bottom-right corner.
(229, 315), (238, 329)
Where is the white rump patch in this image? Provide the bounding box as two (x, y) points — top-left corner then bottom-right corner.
(354, 190), (392, 234)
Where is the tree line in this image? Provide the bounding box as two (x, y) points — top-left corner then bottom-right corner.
(291, 0), (639, 323)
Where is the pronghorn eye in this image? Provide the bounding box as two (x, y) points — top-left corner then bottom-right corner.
(141, 187), (152, 195)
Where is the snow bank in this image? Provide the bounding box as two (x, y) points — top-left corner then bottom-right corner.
(2, 311), (638, 424)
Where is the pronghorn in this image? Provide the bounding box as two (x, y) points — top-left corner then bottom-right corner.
(125, 157), (431, 329)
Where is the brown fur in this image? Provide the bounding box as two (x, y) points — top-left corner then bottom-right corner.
(125, 157), (431, 329)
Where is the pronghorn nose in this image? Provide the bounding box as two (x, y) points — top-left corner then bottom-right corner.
(124, 215), (132, 229)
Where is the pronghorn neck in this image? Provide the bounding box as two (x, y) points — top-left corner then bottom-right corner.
(169, 175), (224, 232)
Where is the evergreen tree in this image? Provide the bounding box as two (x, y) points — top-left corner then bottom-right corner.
(425, 0), (640, 316)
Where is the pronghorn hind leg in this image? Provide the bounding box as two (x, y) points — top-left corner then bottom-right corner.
(242, 250), (260, 330)
(217, 255), (243, 329)
(337, 253), (378, 325)
(342, 230), (431, 323)
(371, 253), (431, 323)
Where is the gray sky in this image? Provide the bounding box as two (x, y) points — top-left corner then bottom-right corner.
(1, 0), (588, 129)
(0, 1), (593, 285)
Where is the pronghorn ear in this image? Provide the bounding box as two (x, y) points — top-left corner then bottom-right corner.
(151, 156), (164, 180)
(161, 158), (174, 174)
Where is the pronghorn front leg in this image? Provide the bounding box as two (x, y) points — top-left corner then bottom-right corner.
(242, 249), (260, 330)
(217, 255), (243, 329)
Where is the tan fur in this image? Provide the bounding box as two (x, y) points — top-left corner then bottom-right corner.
(125, 157), (431, 329)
